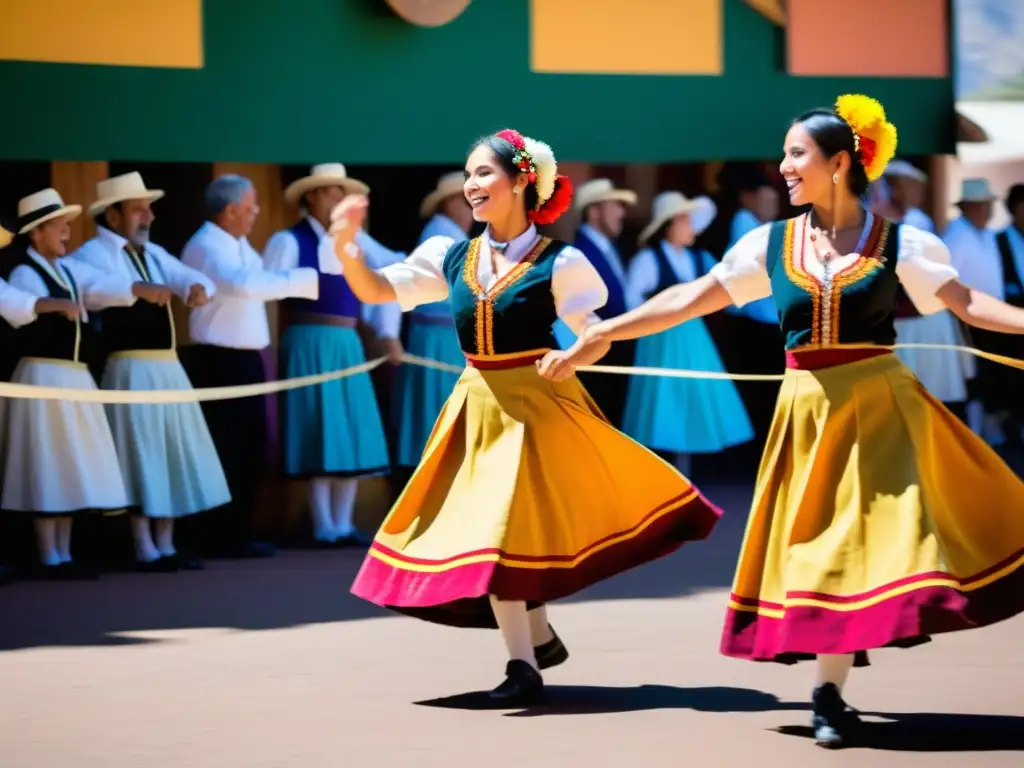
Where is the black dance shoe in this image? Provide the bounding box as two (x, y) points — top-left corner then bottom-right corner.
(488, 660), (545, 706)
(811, 683), (860, 748)
(534, 626), (569, 670)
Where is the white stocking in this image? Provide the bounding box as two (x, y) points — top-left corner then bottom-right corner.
(130, 516), (161, 562)
(815, 653), (854, 693)
(331, 478), (359, 538)
(489, 596), (537, 670)
(674, 452), (692, 476)
(308, 478), (334, 541)
(527, 605), (554, 645)
(34, 518), (60, 567)
(56, 517), (73, 564)
(153, 519), (176, 557)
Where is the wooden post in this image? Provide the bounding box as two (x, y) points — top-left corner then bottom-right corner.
(49, 161), (109, 251)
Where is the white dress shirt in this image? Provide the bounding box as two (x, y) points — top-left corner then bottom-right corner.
(181, 221), (319, 350)
(9, 248), (137, 319)
(0, 277), (41, 328)
(711, 219), (959, 316)
(366, 225), (608, 335)
(943, 217), (1003, 300)
(72, 227), (216, 300)
(263, 215), (400, 339)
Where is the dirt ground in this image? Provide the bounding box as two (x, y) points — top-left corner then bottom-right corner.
(1, 483), (1021, 767)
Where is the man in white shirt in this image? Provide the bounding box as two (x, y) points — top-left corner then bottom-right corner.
(881, 160), (936, 233)
(181, 175), (319, 559)
(569, 178), (638, 427)
(72, 172), (231, 572)
(943, 178), (1002, 442)
(263, 164), (400, 546)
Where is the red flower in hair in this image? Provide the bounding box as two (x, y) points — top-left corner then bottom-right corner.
(858, 135), (878, 172)
(495, 129), (526, 150)
(529, 175), (574, 226)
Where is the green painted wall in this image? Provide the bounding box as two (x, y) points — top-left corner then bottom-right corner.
(0, 0), (955, 163)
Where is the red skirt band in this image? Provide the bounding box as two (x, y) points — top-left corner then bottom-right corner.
(785, 347), (891, 370)
(465, 350), (548, 370)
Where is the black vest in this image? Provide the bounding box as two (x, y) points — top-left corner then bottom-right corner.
(995, 229), (1024, 309)
(99, 246), (174, 353)
(11, 257), (85, 362)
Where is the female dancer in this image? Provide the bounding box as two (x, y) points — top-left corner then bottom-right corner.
(621, 191), (753, 471)
(546, 96), (1024, 747)
(330, 129), (721, 705)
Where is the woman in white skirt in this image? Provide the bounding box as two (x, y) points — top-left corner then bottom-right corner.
(72, 173), (231, 571)
(621, 192), (754, 474)
(2, 189), (133, 579)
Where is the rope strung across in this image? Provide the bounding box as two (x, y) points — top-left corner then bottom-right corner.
(0, 344), (1020, 403)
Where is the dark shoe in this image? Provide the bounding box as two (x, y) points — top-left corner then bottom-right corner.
(534, 627), (569, 670)
(60, 562), (100, 580)
(166, 553), (204, 571)
(333, 530), (372, 548)
(488, 660), (545, 706)
(136, 557), (178, 573)
(811, 683), (859, 749)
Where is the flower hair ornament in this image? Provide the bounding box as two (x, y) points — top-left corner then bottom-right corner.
(834, 94), (898, 182)
(494, 129), (574, 225)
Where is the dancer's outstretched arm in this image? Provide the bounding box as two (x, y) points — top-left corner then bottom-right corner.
(330, 195), (399, 305)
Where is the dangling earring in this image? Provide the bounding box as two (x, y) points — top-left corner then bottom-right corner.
(512, 187), (521, 195)
(832, 172), (840, 185)
(830, 173), (839, 239)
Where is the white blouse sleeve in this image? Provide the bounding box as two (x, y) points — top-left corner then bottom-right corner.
(708, 223), (773, 306)
(625, 248), (658, 310)
(379, 235), (453, 312)
(0, 277), (40, 328)
(896, 225), (959, 315)
(551, 246), (609, 335)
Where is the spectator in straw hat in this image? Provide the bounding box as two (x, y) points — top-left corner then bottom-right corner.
(0, 218), (82, 585)
(882, 160), (935, 233)
(263, 164), (397, 546)
(942, 178), (1002, 441)
(620, 191), (753, 473)
(70, 171), (229, 572)
(390, 171), (472, 471)
(565, 178), (638, 426)
(2, 188), (135, 579)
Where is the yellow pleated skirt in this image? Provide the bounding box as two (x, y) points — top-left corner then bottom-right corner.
(351, 360), (722, 628)
(721, 353), (1024, 663)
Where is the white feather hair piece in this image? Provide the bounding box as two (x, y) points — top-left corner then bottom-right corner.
(522, 135), (557, 205)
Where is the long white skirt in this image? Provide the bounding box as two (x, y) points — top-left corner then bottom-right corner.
(102, 351), (231, 519)
(894, 311), (976, 403)
(1, 357), (130, 514)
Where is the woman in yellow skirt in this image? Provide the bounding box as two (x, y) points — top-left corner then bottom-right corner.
(329, 129), (722, 705)
(552, 96), (1024, 748)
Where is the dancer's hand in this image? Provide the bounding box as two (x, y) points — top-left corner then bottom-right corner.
(536, 350), (576, 382)
(186, 283), (210, 308)
(330, 194), (369, 238)
(385, 338), (404, 366)
(34, 297), (81, 321)
(133, 283), (173, 306)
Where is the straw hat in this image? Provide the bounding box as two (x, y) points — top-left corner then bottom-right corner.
(573, 178), (638, 212)
(88, 172), (165, 216)
(17, 188), (82, 234)
(883, 160), (928, 184)
(285, 163), (370, 205)
(638, 192), (717, 246)
(420, 171), (465, 218)
(957, 178), (996, 204)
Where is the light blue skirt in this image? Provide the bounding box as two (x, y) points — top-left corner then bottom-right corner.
(393, 317), (465, 467)
(102, 353), (231, 519)
(280, 324), (390, 478)
(621, 318), (754, 454)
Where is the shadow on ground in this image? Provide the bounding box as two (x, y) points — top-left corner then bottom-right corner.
(775, 711), (1024, 752)
(414, 684), (805, 716)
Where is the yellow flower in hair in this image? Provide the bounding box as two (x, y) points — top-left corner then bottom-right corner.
(835, 94), (898, 182)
